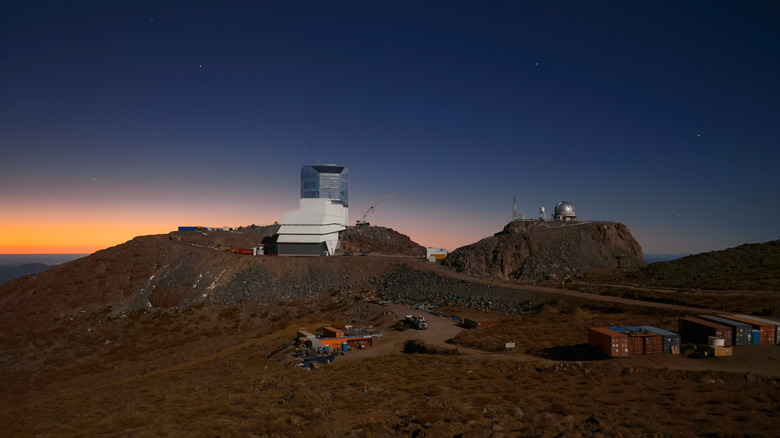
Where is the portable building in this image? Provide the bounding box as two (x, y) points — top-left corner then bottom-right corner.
(319, 336), (373, 350)
(731, 315), (780, 345)
(637, 326), (681, 354)
(717, 315), (776, 345)
(588, 327), (629, 357)
(678, 316), (732, 346)
(426, 247), (448, 262)
(697, 315), (752, 346)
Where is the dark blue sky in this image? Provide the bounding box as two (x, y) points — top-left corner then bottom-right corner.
(2, 1), (778, 253)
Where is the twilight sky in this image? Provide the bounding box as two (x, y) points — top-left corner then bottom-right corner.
(1, 1), (779, 255)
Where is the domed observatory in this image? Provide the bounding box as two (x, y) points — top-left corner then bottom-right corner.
(553, 201), (577, 221)
(277, 165), (349, 255)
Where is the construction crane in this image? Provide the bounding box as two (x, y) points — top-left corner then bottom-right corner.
(356, 192), (397, 226)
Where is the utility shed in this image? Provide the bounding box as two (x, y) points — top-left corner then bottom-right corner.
(732, 315), (780, 345)
(679, 316), (732, 346)
(717, 315), (776, 345)
(297, 329), (316, 340)
(589, 327), (629, 358)
(638, 326), (681, 354)
(697, 315), (752, 346)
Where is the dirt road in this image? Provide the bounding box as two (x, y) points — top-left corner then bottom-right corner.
(405, 257), (723, 313)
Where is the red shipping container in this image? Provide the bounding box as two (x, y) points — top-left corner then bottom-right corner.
(626, 334), (644, 355)
(640, 333), (664, 354)
(589, 327), (629, 357)
(718, 315), (776, 345)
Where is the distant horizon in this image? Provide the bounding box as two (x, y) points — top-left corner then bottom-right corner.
(2, 3), (778, 258)
(0, 254), (89, 266)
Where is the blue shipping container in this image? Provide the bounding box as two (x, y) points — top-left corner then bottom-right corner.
(178, 226), (197, 231)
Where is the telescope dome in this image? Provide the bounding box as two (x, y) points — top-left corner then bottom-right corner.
(553, 201), (577, 221)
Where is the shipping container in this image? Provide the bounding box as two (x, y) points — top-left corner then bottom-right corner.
(322, 326), (345, 338)
(234, 248), (254, 255)
(606, 327), (642, 355)
(678, 316), (732, 346)
(697, 315), (752, 346)
(717, 315), (776, 345)
(638, 326), (682, 354)
(730, 315), (780, 345)
(178, 226), (197, 231)
(608, 327), (663, 354)
(588, 327), (629, 357)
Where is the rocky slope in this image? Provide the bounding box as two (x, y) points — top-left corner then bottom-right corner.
(620, 239), (780, 291)
(0, 226), (448, 334)
(339, 225), (426, 256)
(442, 220), (644, 280)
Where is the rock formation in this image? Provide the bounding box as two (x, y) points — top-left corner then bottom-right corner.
(441, 221), (644, 280)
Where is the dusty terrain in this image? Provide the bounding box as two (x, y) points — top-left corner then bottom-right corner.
(1, 226), (779, 436)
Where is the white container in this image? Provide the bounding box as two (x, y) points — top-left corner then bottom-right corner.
(708, 336), (725, 347)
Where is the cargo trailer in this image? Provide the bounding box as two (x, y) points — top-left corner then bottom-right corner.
(717, 315), (776, 345)
(678, 316), (732, 347)
(588, 327), (629, 358)
(731, 315), (780, 345)
(697, 315), (752, 346)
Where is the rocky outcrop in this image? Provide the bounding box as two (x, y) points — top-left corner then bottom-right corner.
(339, 226), (426, 257)
(441, 221), (644, 280)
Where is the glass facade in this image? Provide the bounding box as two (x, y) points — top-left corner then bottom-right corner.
(300, 164), (348, 205)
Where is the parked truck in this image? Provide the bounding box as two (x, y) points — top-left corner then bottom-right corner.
(406, 314), (428, 330)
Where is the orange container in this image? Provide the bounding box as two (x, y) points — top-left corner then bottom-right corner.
(589, 327), (629, 357)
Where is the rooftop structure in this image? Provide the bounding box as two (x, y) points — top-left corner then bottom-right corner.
(301, 164), (348, 206)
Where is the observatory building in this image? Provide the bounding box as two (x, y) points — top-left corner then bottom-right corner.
(276, 165), (349, 255)
(553, 201), (577, 221)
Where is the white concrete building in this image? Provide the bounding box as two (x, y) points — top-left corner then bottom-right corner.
(276, 164), (349, 256)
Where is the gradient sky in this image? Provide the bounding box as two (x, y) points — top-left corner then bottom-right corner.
(2, 1), (779, 255)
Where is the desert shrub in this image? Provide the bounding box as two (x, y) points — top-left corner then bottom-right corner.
(402, 339), (460, 355)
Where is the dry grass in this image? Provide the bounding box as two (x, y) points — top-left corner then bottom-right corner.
(1, 297), (778, 437)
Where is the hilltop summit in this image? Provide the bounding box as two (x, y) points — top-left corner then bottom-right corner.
(442, 220), (644, 280)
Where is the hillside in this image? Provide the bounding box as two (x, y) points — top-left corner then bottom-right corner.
(339, 225), (426, 256)
(442, 220), (644, 280)
(620, 239), (780, 291)
(0, 226), (547, 334)
(3, 226), (780, 436)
